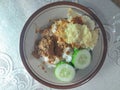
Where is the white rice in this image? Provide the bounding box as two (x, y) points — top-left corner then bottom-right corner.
(62, 47), (73, 62)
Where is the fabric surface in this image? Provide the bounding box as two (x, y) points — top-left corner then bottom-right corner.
(0, 0), (120, 90)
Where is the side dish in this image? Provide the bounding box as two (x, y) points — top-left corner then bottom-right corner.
(32, 8), (99, 82)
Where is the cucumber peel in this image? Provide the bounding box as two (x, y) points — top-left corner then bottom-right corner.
(56, 61), (66, 67)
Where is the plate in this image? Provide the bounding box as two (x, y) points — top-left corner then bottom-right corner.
(20, 1), (107, 89)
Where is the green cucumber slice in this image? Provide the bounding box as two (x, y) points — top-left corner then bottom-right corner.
(55, 63), (75, 82)
(72, 49), (91, 69)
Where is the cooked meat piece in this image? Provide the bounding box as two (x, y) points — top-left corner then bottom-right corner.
(41, 29), (50, 36)
(71, 16), (83, 24)
(32, 34), (69, 62)
(32, 50), (40, 59)
(32, 40), (41, 58)
(38, 28), (53, 38)
(38, 36), (55, 57)
(57, 38), (68, 48)
(55, 37), (70, 57)
(54, 42), (63, 57)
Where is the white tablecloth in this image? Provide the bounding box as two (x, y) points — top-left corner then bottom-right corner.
(0, 0), (120, 90)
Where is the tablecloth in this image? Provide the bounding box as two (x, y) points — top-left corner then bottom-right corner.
(0, 0), (120, 90)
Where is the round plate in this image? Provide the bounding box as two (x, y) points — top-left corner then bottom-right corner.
(20, 1), (107, 89)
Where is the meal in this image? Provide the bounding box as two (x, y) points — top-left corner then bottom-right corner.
(32, 8), (99, 82)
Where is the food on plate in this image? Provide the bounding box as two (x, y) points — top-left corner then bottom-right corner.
(55, 62), (75, 82)
(72, 48), (91, 69)
(32, 8), (99, 82)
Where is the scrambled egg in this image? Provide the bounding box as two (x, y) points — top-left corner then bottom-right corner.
(51, 8), (99, 49)
(64, 23), (98, 49)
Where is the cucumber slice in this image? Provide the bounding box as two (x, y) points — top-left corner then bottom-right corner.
(72, 49), (91, 69)
(55, 63), (75, 82)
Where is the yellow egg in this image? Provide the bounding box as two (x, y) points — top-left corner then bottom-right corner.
(64, 23), (98, 49)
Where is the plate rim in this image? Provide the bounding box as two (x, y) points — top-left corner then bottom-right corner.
(20, 1), (107, 89)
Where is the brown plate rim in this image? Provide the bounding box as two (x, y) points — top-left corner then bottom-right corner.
(20, 1), (107, 89)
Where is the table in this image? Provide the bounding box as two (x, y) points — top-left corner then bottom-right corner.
(0, 0), (120, 90)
